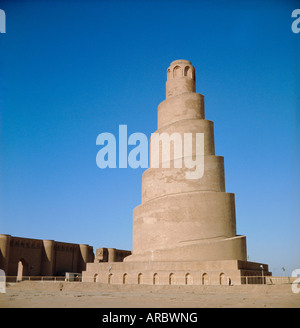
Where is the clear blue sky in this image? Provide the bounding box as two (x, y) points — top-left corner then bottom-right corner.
(0, 0), (299, 276)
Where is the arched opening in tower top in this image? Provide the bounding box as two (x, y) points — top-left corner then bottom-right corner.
(173, 66), (182, 78)
(184, 66), (193, 79)
(167, 68), (171, 80)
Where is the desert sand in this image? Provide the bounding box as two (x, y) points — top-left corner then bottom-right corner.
(0, 281), (299, 308)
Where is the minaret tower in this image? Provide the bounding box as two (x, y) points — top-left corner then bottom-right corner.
(82, 59), (271, 284)
(126, 59), (247, 262)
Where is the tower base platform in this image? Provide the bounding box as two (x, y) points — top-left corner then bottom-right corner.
(82, 259), (271, 286)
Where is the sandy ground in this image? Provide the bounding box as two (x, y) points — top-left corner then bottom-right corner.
(0, 281), (299, 308)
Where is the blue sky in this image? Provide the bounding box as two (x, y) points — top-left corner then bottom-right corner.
(0, 0), (299, 276)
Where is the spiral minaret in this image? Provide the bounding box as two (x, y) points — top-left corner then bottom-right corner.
(125, 59), (247, 262)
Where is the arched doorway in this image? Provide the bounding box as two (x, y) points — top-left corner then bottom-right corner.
(137, 273), (143, 285)
(169, 273), (175, 285)
(185, 273), (192, 285)
(17, 259), (29, 281)
(202, 273), (209, 285)
(219, 273), (226, 285)
(153, 273), (159, 285)
(123, 273), (127, 284)
(93, 273), (99, 282)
